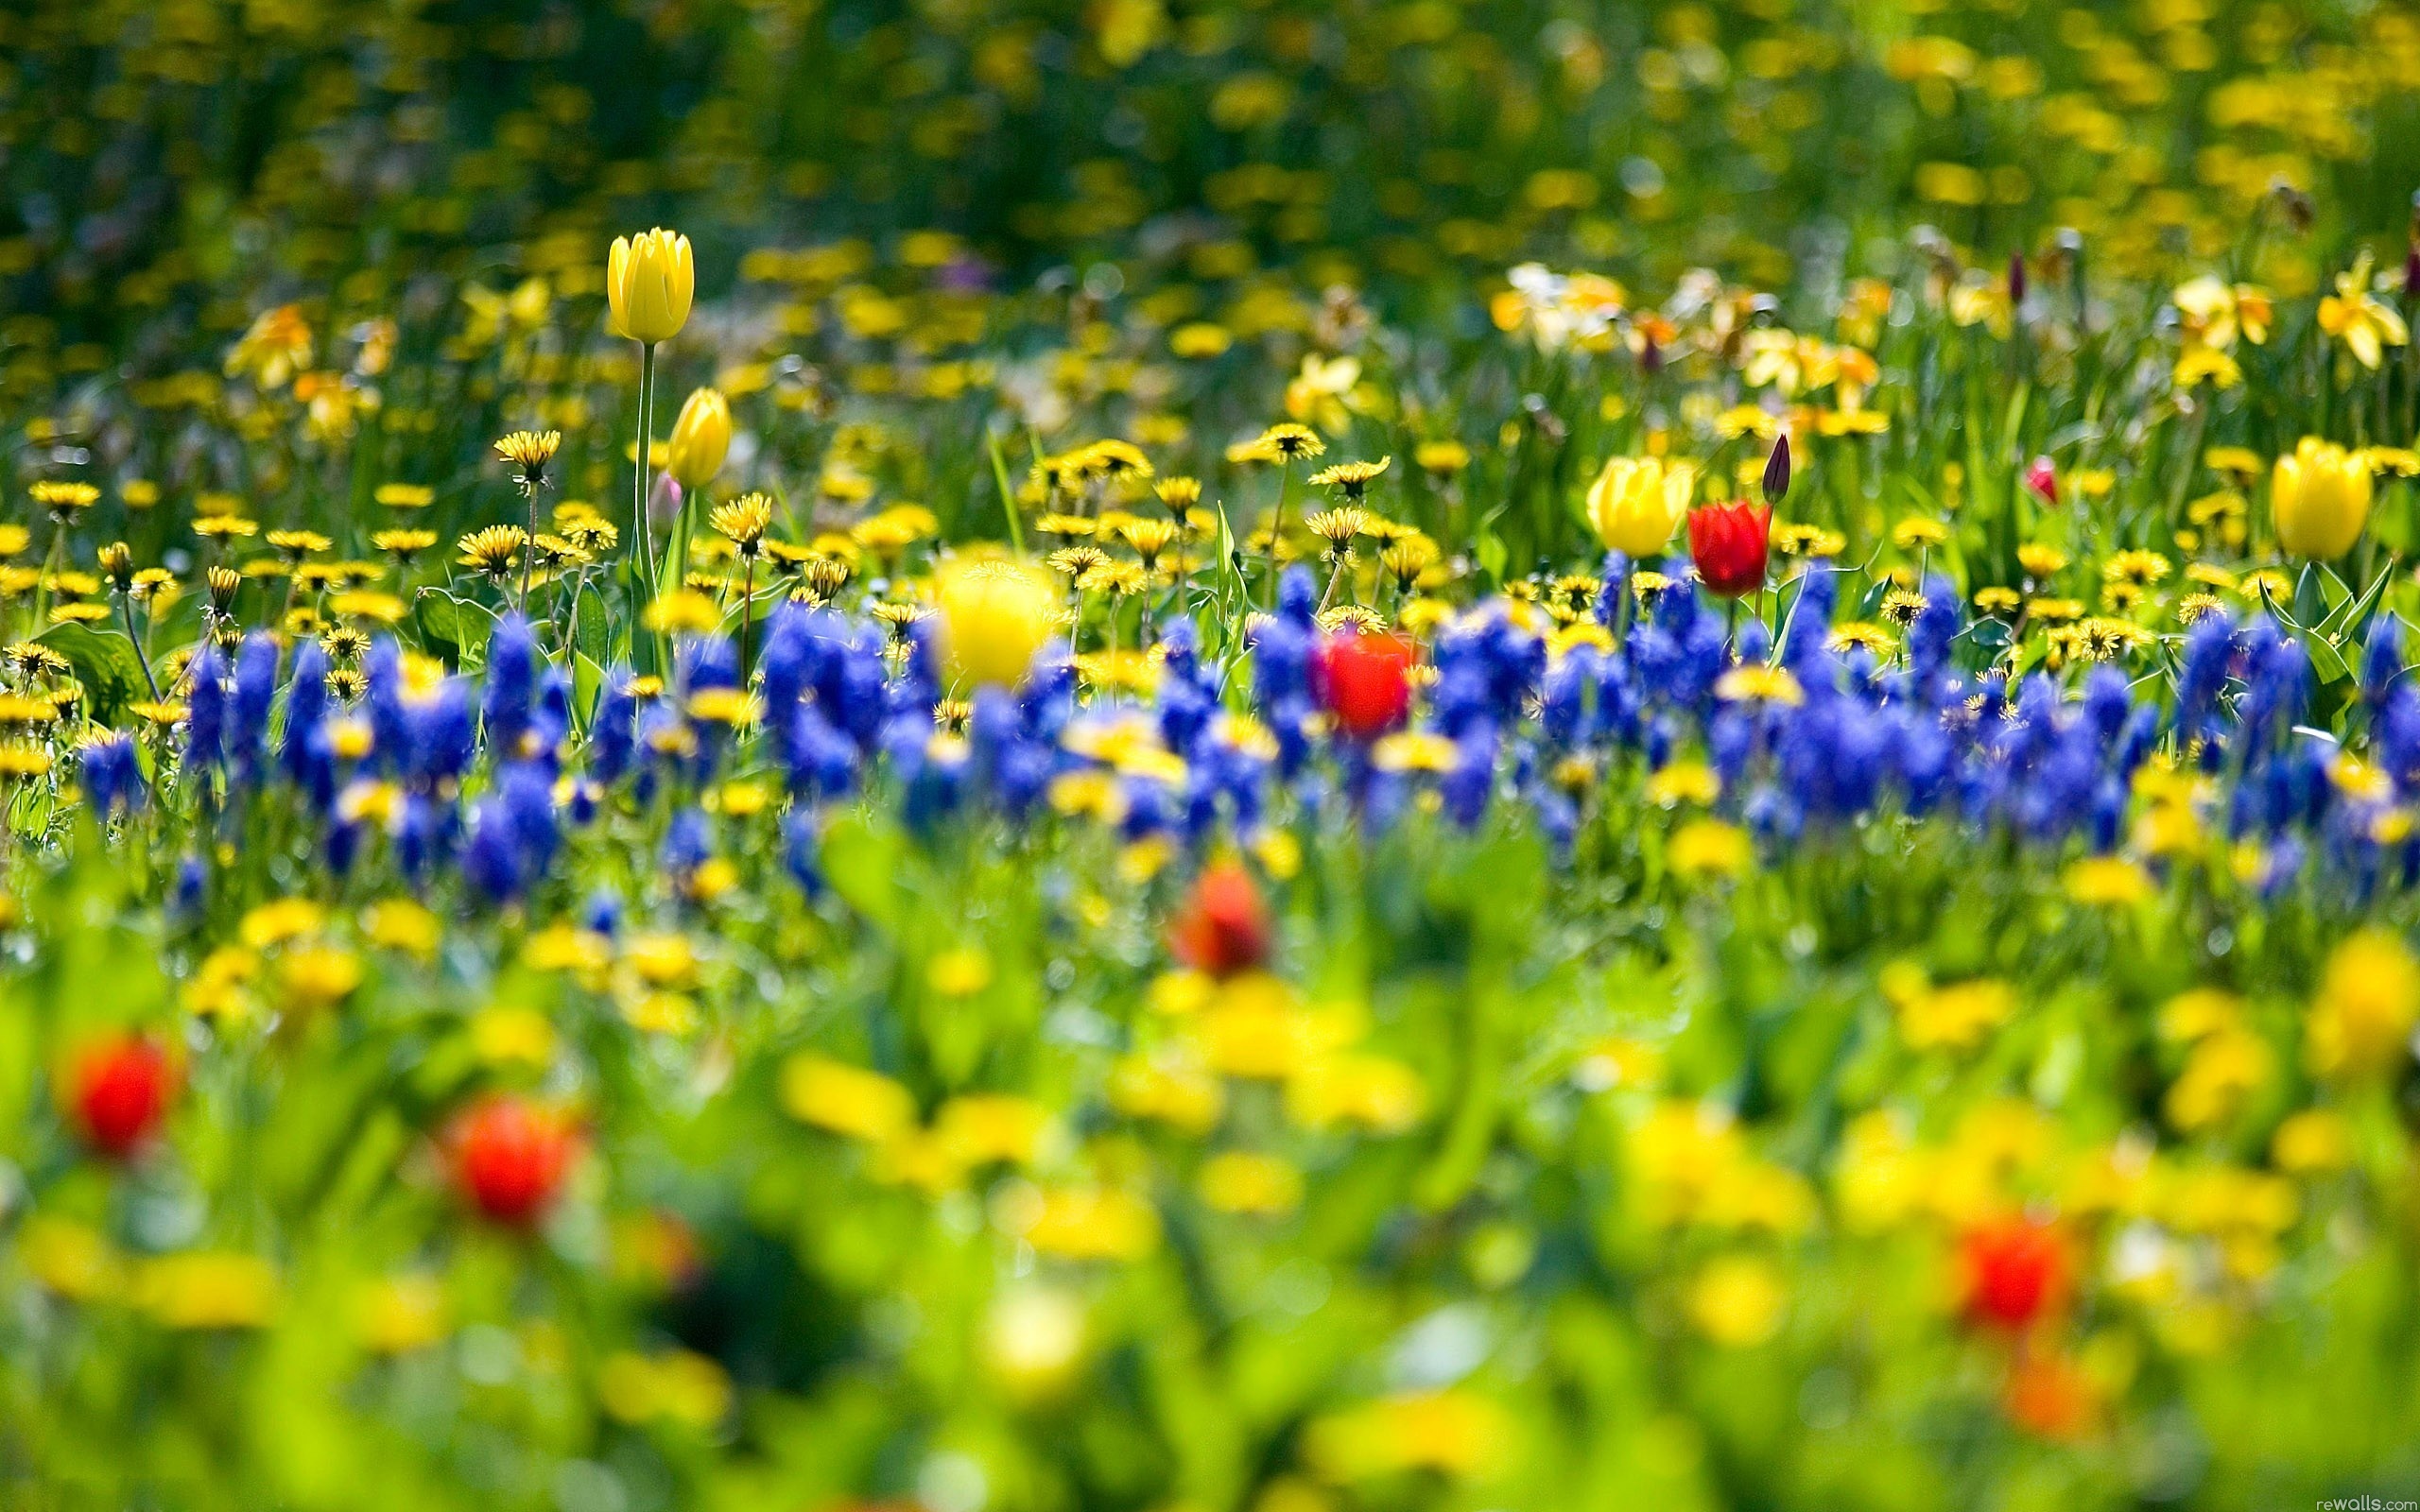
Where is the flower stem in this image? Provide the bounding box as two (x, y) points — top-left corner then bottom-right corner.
(632, 339), (658, 630)
(121, 595), (160, 699)
(1266, 463), (1293, 610)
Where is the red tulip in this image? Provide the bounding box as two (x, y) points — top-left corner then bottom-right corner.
(1169, 860), (1271, 979)
(2024, 455), (2058, 506)
(1315, 632), (1416, 740)
(1685, 501), (1771, 599)
(450, 1096), (578, 1226)
(1958, 1215), (2070, 1332)
(65, 1033), (177, 1159)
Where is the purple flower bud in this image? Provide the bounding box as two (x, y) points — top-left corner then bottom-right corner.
(2008, 251), (2027, 309)
(1762, 433), (1791, 506)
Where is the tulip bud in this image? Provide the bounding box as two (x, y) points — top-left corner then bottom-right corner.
(664, 387), (731, 491)
(450, 1096), (577, 1226)
(1958, 1215), (2069, 1332)
(2273, 436), (2372, 559)
(65, 1033), (177, 1159)
(1315, 631), (1417, 739)
(1585, 455), (1695, 558)
(1685, 501), (1772, 599)
(1168, 861), (1271, 979)
(606, 229), (695, 346)
(2024, 455), (2058, 506)
(2007, 250), (2028, 309)
(1761, 434), (1791, 506)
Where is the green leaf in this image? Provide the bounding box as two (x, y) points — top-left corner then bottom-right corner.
(2308, 633), (2352, 686)
(38, 622), (147, 725)
(574, 585), (610, 670)
(414, 588), (494, 665)
(1474, 528), (1508, 582)
(819, 813), (902, 933)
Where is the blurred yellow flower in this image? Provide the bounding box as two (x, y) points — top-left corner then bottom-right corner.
(2317, 253), (2409, 369)
(1687, 1254), (1788, 1347)
(2064, 856), (2152, 905)
(1199, 1150), (1305, 1216)
(1668, 818), (1751, 878)
(600, 1349), (732, 1427)
(134, 1252), (279, 1330)
(1305, 1390), (1514, 1482)
(934, 558), (1058, 689)
(779, 1053), (917, 1143)
(2307, 930), (2419, 1080)
(356, 1275), (449, 1354)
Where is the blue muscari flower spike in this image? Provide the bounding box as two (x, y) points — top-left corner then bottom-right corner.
(786, 701), (859, 801)
(185, 642), (228, 774)
(231, 632), (280, 782)
(364, 638), (407, 774)
(661, 807), (713, 879)
(405, 678), (476, 786)
(463, 796), (525, 902)
(681, 633), (740, 695)
(2362, 611), (2404, 706)
(482, 611), (536, 754)
(1908, 574), (1961, 696)
(171, 853), (208, 919)
(757, 604), (811, 759)
(283, 641), (333, 809)
(81, 734), (142, 820)
(1277, 564), (1318, 626)
(591, 668), (637, 783)
(782, 810), (824, 897)
(1595, 551), (1631, 627)
(2174, 609), (2234, 743)
(581, 889), (624, 936)
(497, 760), (559, 879)
(2082, 665), (2130, 749)
(530, 667), (572, 773)
(1735, 617), (1772, 666)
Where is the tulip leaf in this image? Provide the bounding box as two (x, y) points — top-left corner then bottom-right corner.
(38, 623), (147, 726)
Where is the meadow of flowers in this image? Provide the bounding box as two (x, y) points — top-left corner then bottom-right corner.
(9, 0), (2420, 1507)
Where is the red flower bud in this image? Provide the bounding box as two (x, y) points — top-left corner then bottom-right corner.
(2024, 455), (2059, 506)
(450, 1096), (578, 1227)
(1959, 1215), (2070, 1332)
(1315, 632), (1416, 740)
(2002, 1349), (2094, 1440)
(65, 1033), (176, 1160)
(1685, 501), (1771, 599)
(1169, 860), (1272, 979)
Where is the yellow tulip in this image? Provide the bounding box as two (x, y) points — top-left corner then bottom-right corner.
(934, 558), (1058, 689)
(607, 229), (694, 346)
(1584, 455), (1695, 557)
(663, 387), (730, 491)
(2271, 437), (2370, 559)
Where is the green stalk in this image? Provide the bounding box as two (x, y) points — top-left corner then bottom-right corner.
(631, 339), (658, 638)
(1267, 462), (1293, 610)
